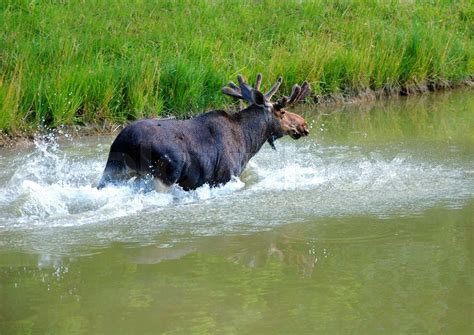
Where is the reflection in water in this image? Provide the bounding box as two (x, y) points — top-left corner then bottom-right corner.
(1, 203), (472, 334)
(0, 89), (473, 333)
(130, 233), (323, 278)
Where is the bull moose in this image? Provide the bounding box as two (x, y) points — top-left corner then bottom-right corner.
(97, 74), (311, 191)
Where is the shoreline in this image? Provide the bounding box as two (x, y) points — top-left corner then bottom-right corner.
(1, 79), (472, 148)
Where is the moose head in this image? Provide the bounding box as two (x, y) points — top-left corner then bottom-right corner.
(222, 74), (310, 144)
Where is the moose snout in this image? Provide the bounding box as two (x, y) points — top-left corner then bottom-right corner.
(299, 126), (309, 137)
(289, 125), (309, 139)
(292, 131), (302, 139)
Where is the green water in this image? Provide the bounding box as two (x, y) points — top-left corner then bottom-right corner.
(1, 89), (473, 334)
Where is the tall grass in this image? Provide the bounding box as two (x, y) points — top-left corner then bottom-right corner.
(0, 0), (472, 132)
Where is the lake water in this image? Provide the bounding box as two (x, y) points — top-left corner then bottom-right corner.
(1, 89), (473, 334)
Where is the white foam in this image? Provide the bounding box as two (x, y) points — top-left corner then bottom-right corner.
(0, 138), (249, 228)
(1, 137), (473, 233)
(249, 162), (326, 191)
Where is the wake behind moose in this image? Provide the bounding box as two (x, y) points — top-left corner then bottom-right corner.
(97, 74), (311, 191)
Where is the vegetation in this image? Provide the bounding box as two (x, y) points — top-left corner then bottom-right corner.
(0, 0), (472, 132)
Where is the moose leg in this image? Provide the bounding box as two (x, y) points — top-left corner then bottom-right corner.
(153, 178), (172, 193)
(97, 154), (127, 189)
(151, 150), (183, 193)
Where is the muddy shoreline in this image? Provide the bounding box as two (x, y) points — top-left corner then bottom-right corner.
(1, 80), (472, 148)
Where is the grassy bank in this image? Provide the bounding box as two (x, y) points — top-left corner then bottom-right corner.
(1, 0), (472, 133)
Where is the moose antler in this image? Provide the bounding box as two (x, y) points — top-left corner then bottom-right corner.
(222, 74), (310, 108)
(264, 76), (282, 100)
(221, 82), (243, 100)
(221, 75), (253, 103)
(222, 74), (283, 105)
(274, 81), (311, 110)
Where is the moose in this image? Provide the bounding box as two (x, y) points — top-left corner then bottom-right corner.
(97, 74), (311, 191)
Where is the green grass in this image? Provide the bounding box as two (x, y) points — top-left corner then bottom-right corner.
(0, 0), (472, 133)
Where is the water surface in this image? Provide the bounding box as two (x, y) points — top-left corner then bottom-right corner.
(1, 89), (473, 334)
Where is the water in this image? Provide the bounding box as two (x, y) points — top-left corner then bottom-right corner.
(1, 89), (473, 334)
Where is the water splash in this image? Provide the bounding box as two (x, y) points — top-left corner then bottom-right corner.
(0, 134), (473, 254)
(0, 136), (247, 228)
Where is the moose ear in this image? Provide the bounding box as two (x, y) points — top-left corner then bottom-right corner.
(252, 90), (267, 108)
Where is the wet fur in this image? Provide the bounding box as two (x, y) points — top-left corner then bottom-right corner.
(98, 106), (284, 191)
